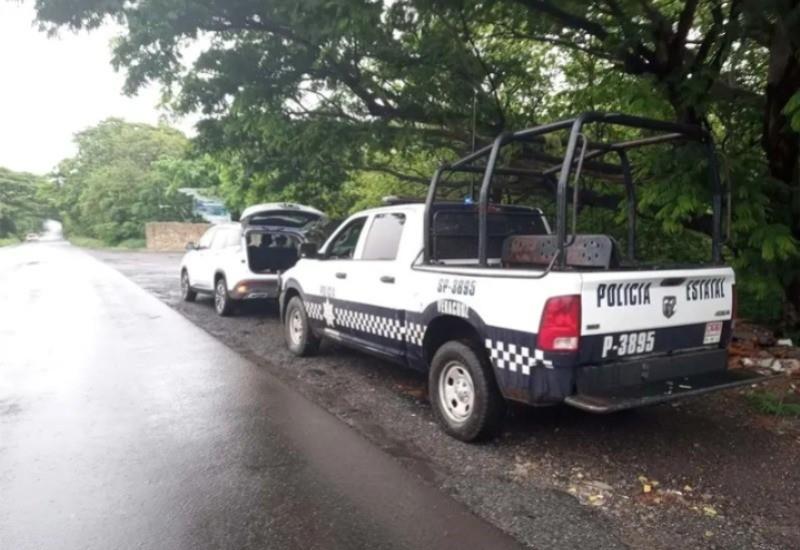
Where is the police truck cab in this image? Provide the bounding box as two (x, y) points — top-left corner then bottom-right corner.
(279, 113), (766, 442)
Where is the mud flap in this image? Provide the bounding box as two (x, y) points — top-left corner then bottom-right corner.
(564, 369), (769, 413)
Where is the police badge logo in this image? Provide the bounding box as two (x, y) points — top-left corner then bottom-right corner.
(662, 296), (677, 318)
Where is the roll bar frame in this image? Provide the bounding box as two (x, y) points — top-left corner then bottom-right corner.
(422, 112), (724, 268)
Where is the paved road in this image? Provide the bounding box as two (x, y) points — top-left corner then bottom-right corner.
(0, 242), (523, 550)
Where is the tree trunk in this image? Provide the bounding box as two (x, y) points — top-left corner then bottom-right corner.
(762, 18), (800, 316)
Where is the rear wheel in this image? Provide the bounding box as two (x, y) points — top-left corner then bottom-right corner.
(214, 276), (235, 316)
(284, 296), (320, 356)
(180, 270), (197, 302)
(429, 340), (505, 442)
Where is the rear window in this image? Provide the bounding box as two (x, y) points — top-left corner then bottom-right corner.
(431, 208), (548, 260)
(362, 213), (406, 260)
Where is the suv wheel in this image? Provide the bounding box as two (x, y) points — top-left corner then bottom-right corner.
(181, 270), (197, 302)
(284, 296), (320, 356)
(429, 340), (506, 442)
(214, 276), (235, 316)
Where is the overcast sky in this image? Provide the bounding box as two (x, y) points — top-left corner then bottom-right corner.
(0, 2), (195, 175)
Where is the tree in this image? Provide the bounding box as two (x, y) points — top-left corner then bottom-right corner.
(31, 1), (800, 321)
(52, 118), (197, 244)
(0, 167), (52, 238)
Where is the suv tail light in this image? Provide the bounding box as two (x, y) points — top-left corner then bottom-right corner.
(538, 295), (581, 352)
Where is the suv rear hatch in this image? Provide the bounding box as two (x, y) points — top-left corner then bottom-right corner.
(566, 267), (765, 412)
(241, 203), (326, 275)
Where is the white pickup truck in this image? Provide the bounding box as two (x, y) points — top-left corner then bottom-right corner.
(279, 113), (766, 441)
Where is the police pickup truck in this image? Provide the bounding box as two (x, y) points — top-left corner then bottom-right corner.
(280, 113), (766, 442)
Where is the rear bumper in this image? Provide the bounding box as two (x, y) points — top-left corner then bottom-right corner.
(229, 278), (279, 300)
(566, 348), (769, 413)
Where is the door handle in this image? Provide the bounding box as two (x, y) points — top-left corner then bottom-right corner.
(335, 272), (347, 279)
(380, 275), (395, 284)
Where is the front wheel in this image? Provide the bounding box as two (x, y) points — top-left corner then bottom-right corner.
(180, 270), (197, 302)
(214, 276), (235, 316)
(429, 340), (506, 442)
(284, 296), (320, 356)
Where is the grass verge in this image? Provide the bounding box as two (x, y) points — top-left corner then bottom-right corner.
(0, 236), (21, 247)
(69, 236), (146, 250)
(747, 390), (800, 417)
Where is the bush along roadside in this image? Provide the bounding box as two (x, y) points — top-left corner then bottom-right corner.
(0, 236), (21, 247)
(69, 235), (146, 250)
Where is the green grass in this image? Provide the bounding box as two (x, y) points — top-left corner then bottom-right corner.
(68, 236), (107, 248)
(747, 391), (800, 417)
(69, 236), (146, 250)
(0, 236), (21, 247)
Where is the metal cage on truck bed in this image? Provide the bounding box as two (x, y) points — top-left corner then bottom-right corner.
(422, 112), (727, 269)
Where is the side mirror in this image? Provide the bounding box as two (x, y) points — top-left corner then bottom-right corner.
(299, 242), (318, 259)
(186, 241), (197, 251)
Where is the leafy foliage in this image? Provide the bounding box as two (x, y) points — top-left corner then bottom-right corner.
(32, 0), (800, 323)
(0, 167), (52, 238)
(49, 119), (199, 244)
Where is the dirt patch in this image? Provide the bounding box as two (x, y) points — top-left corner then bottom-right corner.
(90, 248), (800, 550)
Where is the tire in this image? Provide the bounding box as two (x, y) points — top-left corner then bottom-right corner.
(180, 270), (197, 302)
(214, 276), (235, 316)
(429, 340), (506, 442)
(284, 296), (320, 356)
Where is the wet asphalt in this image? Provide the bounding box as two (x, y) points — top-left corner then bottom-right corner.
(0, 242), (524, 550)
(85, 247), (800, 550)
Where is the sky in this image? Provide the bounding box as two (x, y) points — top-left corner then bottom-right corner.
(0, 2), (195, 175)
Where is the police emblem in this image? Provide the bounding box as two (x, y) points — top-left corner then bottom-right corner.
(662, 295), (677, 318)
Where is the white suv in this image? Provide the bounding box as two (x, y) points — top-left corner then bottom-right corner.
(180, 203), (326, 315)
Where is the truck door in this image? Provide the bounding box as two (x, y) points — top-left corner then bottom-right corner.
(341, 211), (409, 358)
(314, 215), (368, 335)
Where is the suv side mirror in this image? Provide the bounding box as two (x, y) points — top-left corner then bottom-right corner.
(299, 242), (318, 259)
(186, 241), (197, 251)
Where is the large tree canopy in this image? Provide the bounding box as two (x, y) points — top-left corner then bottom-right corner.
(50, 118), (198, 244)
(32, 0), (800, 321)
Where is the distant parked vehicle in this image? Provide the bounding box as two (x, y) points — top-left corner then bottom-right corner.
(180, 203), (326, 316)
(177, 188), (232, 224)
(25, 233), (39, 242)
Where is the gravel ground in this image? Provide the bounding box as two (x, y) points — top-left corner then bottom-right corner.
(90, 247), (800, 550)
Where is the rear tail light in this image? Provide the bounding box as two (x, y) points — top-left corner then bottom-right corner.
(538, 295), (581, 352)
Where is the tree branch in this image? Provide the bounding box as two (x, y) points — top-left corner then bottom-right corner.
(514, 0), (609, 38)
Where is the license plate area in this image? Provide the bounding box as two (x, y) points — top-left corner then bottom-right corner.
(703, 321), (722, 345)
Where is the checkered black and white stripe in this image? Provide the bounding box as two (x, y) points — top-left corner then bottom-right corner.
(405, 322), (426, 347)
(305, 299), (428, 346)
(485, 339), (552, 374)
(336, 308), (406, 340)
(304, 300), (324, 321)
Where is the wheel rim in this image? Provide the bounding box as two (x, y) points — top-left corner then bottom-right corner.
(288, 308), (304, 345)
(181, 273), (189, 297)
(439, 361), (475, 424)
(215, 281), (225, 312)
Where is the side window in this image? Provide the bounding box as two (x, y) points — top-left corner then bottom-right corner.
(362, 213), (406, 260)
(326, 217), (367, 259)
(210, 228), (229, 250)
(198, 228), (216, 249)
(225, 227), (242, 248)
